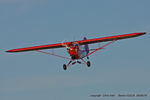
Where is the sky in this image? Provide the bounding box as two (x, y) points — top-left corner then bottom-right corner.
(0, 0), (150, 100)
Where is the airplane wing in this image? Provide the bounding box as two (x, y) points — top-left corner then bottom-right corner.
(77, 32), (146, 45)
(6, 42), (68, 52)
(6, 32), (146, 53)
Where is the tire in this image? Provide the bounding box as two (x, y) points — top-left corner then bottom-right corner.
(63, 64), (67, 70)
(87, 61), (91, 67)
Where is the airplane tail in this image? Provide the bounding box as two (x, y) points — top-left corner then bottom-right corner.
(83, 37), (89, 55)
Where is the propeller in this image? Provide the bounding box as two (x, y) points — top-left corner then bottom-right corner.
(61, 40), (70, 49)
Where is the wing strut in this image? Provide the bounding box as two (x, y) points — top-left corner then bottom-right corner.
(35, 50), (72, 61)
(86, 40), (116, 57)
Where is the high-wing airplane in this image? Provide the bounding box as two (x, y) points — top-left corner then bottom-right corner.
(6, 32), (146, 70)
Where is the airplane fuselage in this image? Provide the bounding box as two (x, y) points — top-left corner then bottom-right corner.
(67, 44), (87, 60)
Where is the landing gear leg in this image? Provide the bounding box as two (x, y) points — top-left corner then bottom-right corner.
(86, 56), (90, 66)
(63, 60), (72, 70)
(81, 58), (91, 67)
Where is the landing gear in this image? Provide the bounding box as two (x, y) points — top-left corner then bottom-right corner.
(72, 61), (81, 65)
(77, 61), (81, 64)
(63, 59), (90, 70)
(72, 62), (76, 65)
(87, 61), (91, 67)
(87, 56), (89, 59)
(63, 60), (72, 70)
(63, 64), (67, 70)
(80, 58), (91, 67)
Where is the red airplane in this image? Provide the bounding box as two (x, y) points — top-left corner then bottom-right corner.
(6, 32), (146, 70)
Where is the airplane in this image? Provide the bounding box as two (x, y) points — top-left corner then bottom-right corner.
(6, 32), (146, 70)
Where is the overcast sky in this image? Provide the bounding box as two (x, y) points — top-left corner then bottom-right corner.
(0, 0), (150, 100)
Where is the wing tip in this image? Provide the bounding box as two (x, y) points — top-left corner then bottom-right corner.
(6, 50), (14, 53)
(141, 32), (146, 35)
(143, 32), (146, 34)
(140, 32), (147, 36)
(6, 49), (19, 53)
(134, 32), (146, 36)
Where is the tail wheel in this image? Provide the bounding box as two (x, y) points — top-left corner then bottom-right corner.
(63, 64), (67, 70)
(87, 61), (91, 67)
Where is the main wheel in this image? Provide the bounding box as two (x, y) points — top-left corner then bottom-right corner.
(63, 64), (67, 70)
(87, 61), (91, 67)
